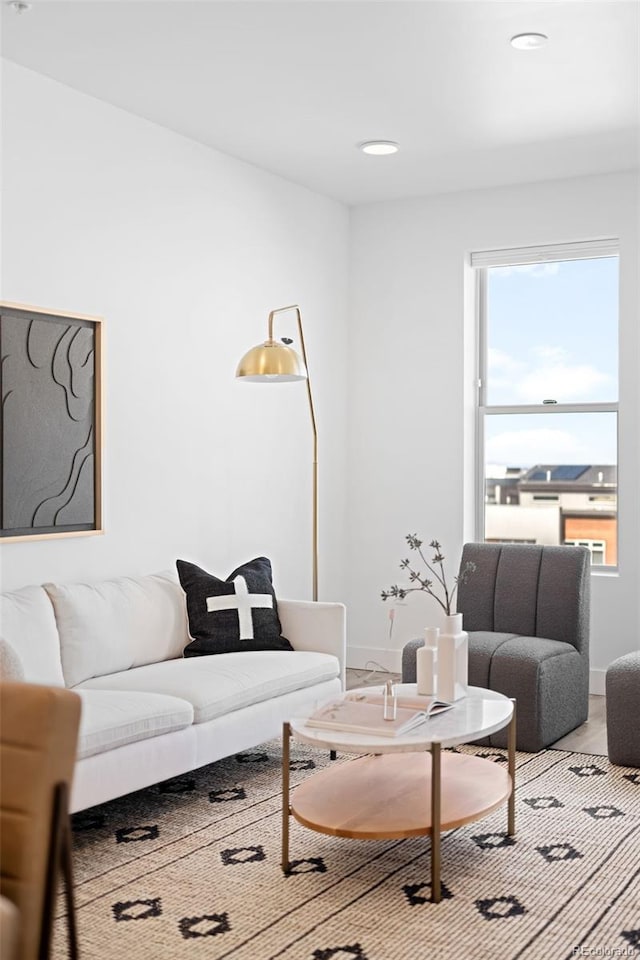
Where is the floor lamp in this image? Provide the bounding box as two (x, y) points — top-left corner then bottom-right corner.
(235, 305), (318, 601)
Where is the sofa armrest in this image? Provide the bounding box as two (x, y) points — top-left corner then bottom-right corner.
(278, 600), (346, 690)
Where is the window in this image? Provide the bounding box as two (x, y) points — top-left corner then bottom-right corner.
(565, 539), (606, 565)
(473, 240), (619, 568)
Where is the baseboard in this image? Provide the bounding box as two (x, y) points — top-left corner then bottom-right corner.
(347, 645), (402, 674)
(347, 646), (608, 697)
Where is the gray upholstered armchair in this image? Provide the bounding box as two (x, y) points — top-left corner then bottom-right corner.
(402, 542), (591, 752)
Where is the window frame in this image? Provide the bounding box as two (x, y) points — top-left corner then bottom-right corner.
(473, 239), (620, 572)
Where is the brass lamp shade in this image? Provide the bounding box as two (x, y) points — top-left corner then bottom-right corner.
(235, 340), (306, 382)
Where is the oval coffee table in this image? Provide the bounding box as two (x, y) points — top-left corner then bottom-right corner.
(282, 685), (516, 902)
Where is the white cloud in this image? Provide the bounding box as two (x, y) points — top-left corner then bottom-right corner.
(532, 345), (565, 363)
(488, 345), (611, 404)
(492, 263), (561, 279)
(488, 347), (524, 374)
(487, 347), (526, 391)
(486, 428), (586, 466)
(516, 353), (609, 403)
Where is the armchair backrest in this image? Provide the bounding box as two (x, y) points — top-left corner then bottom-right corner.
(457, 542), (590, 655)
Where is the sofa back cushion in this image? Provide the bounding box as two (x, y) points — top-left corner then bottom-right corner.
(44, 572), (189, 687)
(0, 638), (26, 682)
(0, 586), (65, 686)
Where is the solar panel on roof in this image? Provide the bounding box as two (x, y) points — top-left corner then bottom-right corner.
(528, 470), (547, 481)
(550, 465), (589, 481)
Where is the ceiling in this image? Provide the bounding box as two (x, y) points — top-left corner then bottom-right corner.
(2, 0), (639, 205)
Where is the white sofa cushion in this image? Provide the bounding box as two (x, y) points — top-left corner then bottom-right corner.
(76, 650), (339, 724)
(0, 638), (26, 681)
(0, 586), (65, 685)
(44, 571), (189, 687)
(76, 689), (194, 760)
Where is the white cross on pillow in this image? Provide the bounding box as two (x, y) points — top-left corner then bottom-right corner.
(206, 575), (273, 640)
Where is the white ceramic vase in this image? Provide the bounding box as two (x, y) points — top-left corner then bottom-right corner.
(416, 627), (439, 696)
(436, 613), (468, 702)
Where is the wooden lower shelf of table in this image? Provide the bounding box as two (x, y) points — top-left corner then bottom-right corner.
(290, 751), (511, 840)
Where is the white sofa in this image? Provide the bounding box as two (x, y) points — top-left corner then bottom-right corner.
(0, 570), (345, 812)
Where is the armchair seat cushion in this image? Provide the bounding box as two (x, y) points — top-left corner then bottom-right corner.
(465, 632), (518, 687)
(476, 635), (588, 752)
(485, 635), (579, 673)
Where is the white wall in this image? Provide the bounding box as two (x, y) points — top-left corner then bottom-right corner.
(0, 61), (350, 604)
(2, 64), (638, 690)
(348, 171), (639, 688)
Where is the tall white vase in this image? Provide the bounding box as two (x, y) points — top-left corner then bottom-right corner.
(416, 627), (439, 696)
(437, 613), (468, 702)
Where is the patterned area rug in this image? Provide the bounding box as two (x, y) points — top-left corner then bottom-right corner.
(54, 740), (640, 960)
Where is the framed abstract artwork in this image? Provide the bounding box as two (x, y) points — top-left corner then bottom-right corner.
(0, 302), (103, 542)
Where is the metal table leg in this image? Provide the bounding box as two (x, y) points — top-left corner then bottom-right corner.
(431, 740), (441, 903)
(282, 722), (291, 874)
(508, 699), (516, 836)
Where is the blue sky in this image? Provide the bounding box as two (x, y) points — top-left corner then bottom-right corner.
(485, 257), (618, 471)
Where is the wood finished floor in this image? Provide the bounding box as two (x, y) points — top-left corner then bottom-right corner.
(345, 667), (608, 757)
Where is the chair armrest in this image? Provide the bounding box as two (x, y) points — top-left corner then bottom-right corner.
(278, 600), (346, 690)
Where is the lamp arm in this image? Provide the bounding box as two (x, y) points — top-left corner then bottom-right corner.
(267, 305), (319, 601)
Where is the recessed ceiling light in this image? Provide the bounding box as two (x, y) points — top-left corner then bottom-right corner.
(7, 0), (31, 12)
(510, 33), (548, 50)
(358, 141), (399, 156)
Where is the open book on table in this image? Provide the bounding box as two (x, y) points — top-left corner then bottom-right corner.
(345, 690), (453, 716)
(304, 694), (453, 738)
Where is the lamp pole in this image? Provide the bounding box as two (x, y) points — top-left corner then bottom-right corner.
(237, 305), (318, 601)
(272, 306), (318, 602)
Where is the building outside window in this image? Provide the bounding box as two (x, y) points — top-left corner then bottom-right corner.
(565, 539), (607, 565)
(472, 240), (619, 567)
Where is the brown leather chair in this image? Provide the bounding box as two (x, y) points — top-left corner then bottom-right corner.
(0, 683), (81, 960)
(0, 894), (19, 960)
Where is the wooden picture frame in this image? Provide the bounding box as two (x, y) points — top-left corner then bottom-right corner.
(0, 302), (103, 542)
